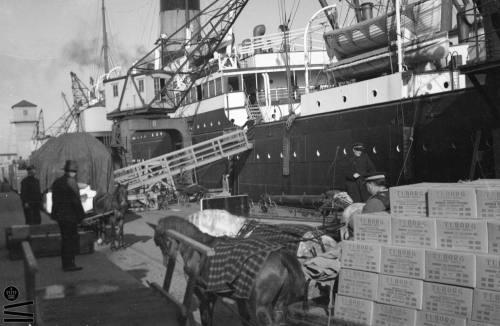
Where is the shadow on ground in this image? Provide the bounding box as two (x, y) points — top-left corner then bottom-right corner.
(123, 233), (152, 246)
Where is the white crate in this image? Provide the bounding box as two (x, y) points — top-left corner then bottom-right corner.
(423, 282), (473, 319)
(341, 241), (382, 273)
(428, 187), (477, 219)
(392, 216), (437, 248)
(416, 311), (466, 326)
(467, 320), (497, 326)
(425, 249), (476, 287)
(381, 245), (425, 279)
(353, 212), (391, 244)
(390, 184), (430, 217)
(476, 188), (500, 219)
(378, 274), (423, 309)
(436, 219), (488, 253)
(338, 268), (379, 301)
(373, 303), (417, 326)
(476, 254), (500, 292)
(487, 220), (500, 254)
(334, 294), (374, 326)
(472, 289), (500, 325)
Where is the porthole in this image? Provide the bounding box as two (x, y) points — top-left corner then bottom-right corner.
(317, 101), (321, 107)
(342, 96), (347, 103)
(444, 81), (449, 89)
(372, 90), (377, 97)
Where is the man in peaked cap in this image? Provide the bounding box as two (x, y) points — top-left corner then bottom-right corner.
(345, 142), (377, 202)
(20, 165), (42, 225)
(51, 160), (85, 271)
(362, 172), (390, 213)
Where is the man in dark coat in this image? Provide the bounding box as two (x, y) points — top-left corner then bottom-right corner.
(362, 172), (390, 213)
(345, 143), (376, 202)
(20, 165), (42, 225)
(51, 160), (85, 272)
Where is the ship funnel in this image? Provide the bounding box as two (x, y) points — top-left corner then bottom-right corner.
(253, 24), (266, 37)
(360, 2), (374, 21)
(159, 0), (200, 54)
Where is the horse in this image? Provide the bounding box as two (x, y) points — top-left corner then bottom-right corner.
(153, 215), (306, 326)
(93, 183), (129, 249)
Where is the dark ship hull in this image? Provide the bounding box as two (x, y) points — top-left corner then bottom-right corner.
(190, 86), (496, 200)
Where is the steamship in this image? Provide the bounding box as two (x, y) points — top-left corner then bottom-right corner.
(105, 0), (500, 200)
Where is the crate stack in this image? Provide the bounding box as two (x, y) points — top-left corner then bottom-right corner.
(334, 180), (500, 326)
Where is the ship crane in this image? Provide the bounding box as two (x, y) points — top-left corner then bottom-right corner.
(117, 0), (250, 113)
(44, 72), (99, 137)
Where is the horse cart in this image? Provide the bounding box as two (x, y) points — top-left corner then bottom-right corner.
(149, 212), (346, 326)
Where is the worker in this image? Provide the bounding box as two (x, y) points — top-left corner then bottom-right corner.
(20, 165), (42, 225)
(51, 160), (85, 272)
(362, 172), (390, 213)
(345, 142), (376, 202)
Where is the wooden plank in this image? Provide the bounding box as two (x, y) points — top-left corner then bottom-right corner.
(165, 230), (215, 257)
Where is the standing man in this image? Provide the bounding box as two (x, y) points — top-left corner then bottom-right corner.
(345, 142), (376, 202)
(20, 165), (42, 225)
(362, 172), (390, 213)
(51, 160), (85, 272)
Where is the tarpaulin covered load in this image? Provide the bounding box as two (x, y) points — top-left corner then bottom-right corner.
(30, 133), (114, 194)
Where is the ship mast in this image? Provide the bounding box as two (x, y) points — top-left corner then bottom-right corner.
(102, 0), (110, 74)
(395, 0), (403, 72)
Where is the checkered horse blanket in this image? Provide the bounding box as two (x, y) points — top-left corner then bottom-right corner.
(203, 237), (283, 299)
(237, 222), (316, 254)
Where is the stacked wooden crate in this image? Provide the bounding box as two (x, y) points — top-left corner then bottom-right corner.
(334, 180), (500, 326)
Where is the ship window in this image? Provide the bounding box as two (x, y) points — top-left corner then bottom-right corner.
(112, 84), (119, 97)
(342, 96), (347, 103)
(372, 90), (377, 97)
(138, 79), (144, 93)
(443, 81), (449, 89)
(215, 78), (222, 96)
(197, 85), (202, 101)
(227, 76), (240, 92)
(202, 83), (209, 99)
(209, 80), (215, 97)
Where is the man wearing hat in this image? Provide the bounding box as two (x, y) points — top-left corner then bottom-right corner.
(51, 160), (85, 271)
(362, 172), (390, 213)
(20, 165), (42, 225)
(345, 142), (376, 202)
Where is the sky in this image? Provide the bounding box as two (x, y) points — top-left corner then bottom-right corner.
(0, 0), (323, 153)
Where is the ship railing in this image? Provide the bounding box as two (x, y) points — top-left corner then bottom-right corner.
(257, 87), (305, 104)
(236, 23), (328, 56)
(114, 129), (253, 191)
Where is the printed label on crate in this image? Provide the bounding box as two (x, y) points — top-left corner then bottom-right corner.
(472, 289), (500, 324)
(373, 303), (417, 326)
(416, 311), (466, 326)
(476, 254), (500, 292)
(390, 185), (428, 217)
(338, 268), (379, 301)
(341, 241), (381, 273)
(428, 187), (477, 219)
(467, 320), (497, 326)
(476, 188), (500, 219)
(381, 245), (425, 279)
(487, 220), (500, 254)
(378, 274), (423, 309)
(425, 249), (476, 287)
(334, 294), (374, 325)
(423, 282), (473, 318)
(353, 213), (391, 244)
(392, 216), (437, 248)
(436, 219), (488, 253)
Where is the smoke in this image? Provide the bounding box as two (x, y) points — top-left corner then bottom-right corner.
(61, 36), (151, 69)
(61, 37), (102, 67)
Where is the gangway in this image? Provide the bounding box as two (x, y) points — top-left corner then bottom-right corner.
(114, 129), (253, 191)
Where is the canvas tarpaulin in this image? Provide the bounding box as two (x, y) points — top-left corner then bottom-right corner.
(30, 133), (114, 194)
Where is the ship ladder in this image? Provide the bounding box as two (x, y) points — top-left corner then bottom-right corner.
(113, 129), (253, 192)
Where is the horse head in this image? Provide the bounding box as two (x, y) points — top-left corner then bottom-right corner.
(114, 182), (129, 211)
